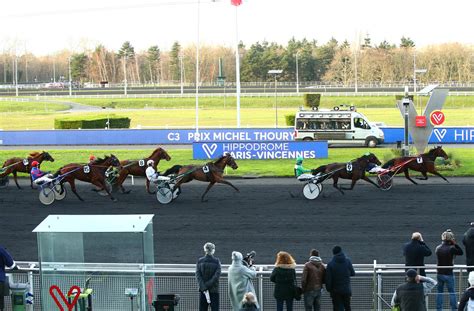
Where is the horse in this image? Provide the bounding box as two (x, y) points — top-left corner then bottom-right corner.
(381, 146), (449, 184)
(0, 151), (55, 189)
(115, 147), (171, 194)
(57, 155), (121, 202)
(312, 153), (381, 194)
(164, 153), (239, 202)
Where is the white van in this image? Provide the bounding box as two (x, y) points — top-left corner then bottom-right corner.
(293, 105), (384, 147)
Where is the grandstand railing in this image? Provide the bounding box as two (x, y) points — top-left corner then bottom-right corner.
(3, 262), (473, 311)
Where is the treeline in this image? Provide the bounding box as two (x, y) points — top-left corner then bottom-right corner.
(1, 36), (473, 85)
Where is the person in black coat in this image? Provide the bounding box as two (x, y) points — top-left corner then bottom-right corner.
(325, 246), (355, 311)
(403, 232), (432, 276)
(270, 251), (297, 311)
(196, 242), (222, 311)
(463, 222), (474, 273)
(458, 271), (474, 311)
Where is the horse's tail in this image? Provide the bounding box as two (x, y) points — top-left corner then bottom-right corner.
(163, 165), (182, 176)
(311, 165), (327, 175)
(382, 159), (395, 169)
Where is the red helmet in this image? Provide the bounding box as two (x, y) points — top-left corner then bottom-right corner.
(89, 155), (96, 161)
(31, 161), (39, 167)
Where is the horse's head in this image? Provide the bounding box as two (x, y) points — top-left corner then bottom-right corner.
(224, 153), (238, 170)
(363, 153), (381, 165)
(159, 148), (171, 161)
(432, 146), (448, 160)
(151, 147), (171, 162)
(42, 151), (55, 162)
(108, 154), (122, 168)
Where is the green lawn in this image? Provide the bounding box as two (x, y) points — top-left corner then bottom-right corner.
(1, 148), (472, 177)
(0, 101), (69, 113)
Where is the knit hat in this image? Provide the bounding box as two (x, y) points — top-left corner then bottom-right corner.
(441, 229), (455, 241)
(309, 256), (322, 263)
(231, 251), (243, 262)
(332, 245), (342, 255)
(469, 271), (474, 287)
(406, 269), (417, 278)
(203, 242), (215, 255)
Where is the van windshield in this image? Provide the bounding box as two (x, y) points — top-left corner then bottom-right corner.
(354, 117), (371, 130)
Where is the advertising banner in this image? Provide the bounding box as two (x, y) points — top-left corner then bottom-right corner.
(193, 141), (328, 160)
(380, 127), (474, 144)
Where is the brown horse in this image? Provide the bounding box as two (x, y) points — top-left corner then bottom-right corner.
(58, 155), (121, 202)
(312, 153), (381, 194)
(115, 147), (171, 194)
(165, 153), (239, 202)
(382, 146), (449, 184)
(0, 151), (55, 189)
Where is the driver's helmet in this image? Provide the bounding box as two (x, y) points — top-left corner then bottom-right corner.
(147, 159), (154, 166)
(296, 156), (304, 165)
(31, 161), (39, 167)
(89, 155), (96, 161)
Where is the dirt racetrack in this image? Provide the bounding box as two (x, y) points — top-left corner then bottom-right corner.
(0, 177), (472, 265)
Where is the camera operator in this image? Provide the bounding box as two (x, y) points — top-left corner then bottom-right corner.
(228, 251), (259, 311)
(242, 251), (256, 268)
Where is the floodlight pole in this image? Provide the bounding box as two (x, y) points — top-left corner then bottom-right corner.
(403, 86), (410, 156)
(268, 70), (283, 128)
(295, 52), (299, 94)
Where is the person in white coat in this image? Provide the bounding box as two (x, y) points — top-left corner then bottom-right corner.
(228, 251), (259, 311)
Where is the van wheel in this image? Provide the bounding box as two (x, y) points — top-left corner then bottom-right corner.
(303, 137), (313, 141)
(366, 137), (378, 148)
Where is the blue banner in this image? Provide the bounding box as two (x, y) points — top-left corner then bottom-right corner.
(380, 127), (474, 144)
(193, 141), (328, 160)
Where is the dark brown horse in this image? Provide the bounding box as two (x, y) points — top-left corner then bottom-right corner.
(165, 153), (239, 202)
(312, 153), (381, 194)
(382, 146), (449, 184)
(115, 147), (171, 194)
(58, 155), (121, 202)
(0, 151), (54, 189)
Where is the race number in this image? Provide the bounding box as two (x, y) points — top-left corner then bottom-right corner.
(346, 162), (353, 172)
(416, 157), (423, 164)
(202, 165), (210, 173)
(83, 166), (90, 174)
(139, 160), (145, 167)
(23, 159), (29, 166)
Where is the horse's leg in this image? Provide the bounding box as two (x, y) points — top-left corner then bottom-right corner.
(416, 171), (428, 180)
(403, 169), (418, 185)
(201, 182), (216, 202)
(362, 175), (380, 188)
(68, 179), (84, 201)
(116, 170), (131, 194)
(430, 170), (450, 183)
(216, 178), (240, 192)
(92, 178), (117, 202)
(340, 176), (357, 191)
(12, 171), (22, 189)
(332, 176), (344, 195)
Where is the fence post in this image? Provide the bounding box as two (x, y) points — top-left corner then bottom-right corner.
(140, 266), (146, 311)
(258, 266), (264, 311)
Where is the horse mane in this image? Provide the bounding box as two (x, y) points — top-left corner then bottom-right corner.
(29, 151), (40, 157)
(214, 154), (228, 164)
(149, 147), (164, 158)
(91, 155), (109, 164)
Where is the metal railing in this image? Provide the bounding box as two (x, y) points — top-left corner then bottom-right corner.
(3, 262), (473, 311)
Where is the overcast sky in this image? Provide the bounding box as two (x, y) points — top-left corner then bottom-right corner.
(1, 0), (472, 55)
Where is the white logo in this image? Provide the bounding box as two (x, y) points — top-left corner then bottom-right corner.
(202, 143), (218, 158)
(433, 129), (447, 141)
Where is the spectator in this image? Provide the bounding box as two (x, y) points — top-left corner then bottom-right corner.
(458, 271), (474, 311)
(228, 251), (259, 311)
(1, 245), (17, 311)
(301, 249), (325, 311)
(239, 292), (259, 311)
(463, 222), (474, 273)
(436, 229), (464, 311)
(391, 269), (437, 311)
(403, 232), (432, 276)
(325, 245), (355, 311)
(196, 242), (221, 311)
(270, 251), (297, 311)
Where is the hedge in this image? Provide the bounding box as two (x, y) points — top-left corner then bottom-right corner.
(303, 93), (321, 109)
(55, 115), (131, 129)
(285, 114), (296, 126)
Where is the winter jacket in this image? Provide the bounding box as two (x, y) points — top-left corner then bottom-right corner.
(435, 241), (464, 275)
(325, 252), (355, 295)
(301, 256), (325, 292)
(196, 254), (221, 293)
(403, 239), (432, 275)
(228, 252), (258, 311)
(463, 228), (474, 267)
(239, 303), (259, 311)
(0, 246), (15, 282)
(392, 276), (437, 311)
(270, 263), (297, 300)
(458, 287), (474, 311)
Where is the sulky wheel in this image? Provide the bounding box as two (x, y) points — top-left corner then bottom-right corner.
(303, 182), (321, 200)
(53, 184), (67, 200)
(39, 188), (55, 205)
(377, 174), (393, 191)
(156, 186), (173, 204)
(0, 176), (9, 189)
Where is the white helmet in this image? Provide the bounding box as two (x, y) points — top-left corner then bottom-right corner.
(147, 159), (154, 166)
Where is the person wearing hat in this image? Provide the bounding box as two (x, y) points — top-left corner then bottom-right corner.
(458, 271), (474, 311)
(325, 246), (355, 311)
(391, 269), (437, 311)
(301, 249), (325, 311)
(30, 160), (54, 184)
(436, 229), (464, 311)
(294, 157), (313, 179)
(403, 232), (432, 276)
(196, 242), (221, 311)
(228, 251), (258, 311)
(463, 222), (474, 273)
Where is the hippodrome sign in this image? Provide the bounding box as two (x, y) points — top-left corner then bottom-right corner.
(193, 141), (328, 160)
(430, 110), (445, 126)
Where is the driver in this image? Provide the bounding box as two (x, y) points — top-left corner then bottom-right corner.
(366, 161), (385, 174)
(30, 161), (54, 184)
(294, 157), (314, 179)
(145, 160), (160, 183)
